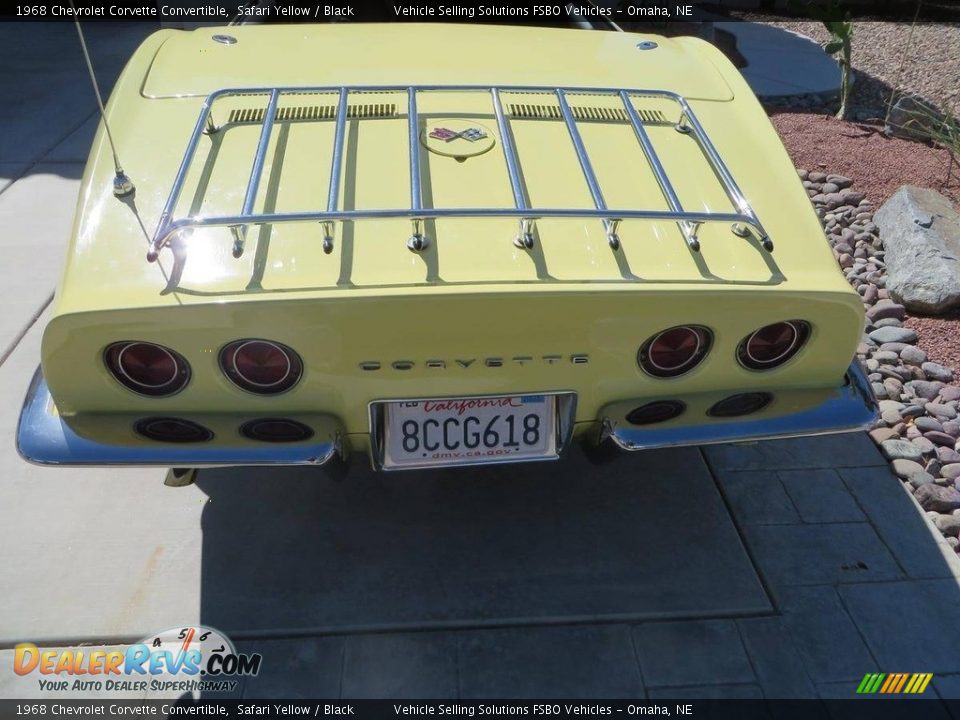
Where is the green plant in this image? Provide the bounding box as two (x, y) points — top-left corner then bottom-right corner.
(788, 0), (854, 120)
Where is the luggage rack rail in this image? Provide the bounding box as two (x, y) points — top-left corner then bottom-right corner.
(146, 84), (773, 264)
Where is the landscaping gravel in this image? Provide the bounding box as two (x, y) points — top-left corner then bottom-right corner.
(794, 161), (960, 550)
(750, 20), (960, 117)
(773, 112), (960, 380)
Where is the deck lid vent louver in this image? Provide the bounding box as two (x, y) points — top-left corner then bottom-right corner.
(228, 103), (398, 124)
(508, 104), (667, 124)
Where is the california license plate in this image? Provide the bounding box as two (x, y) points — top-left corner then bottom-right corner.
(381, 394), (558, 470)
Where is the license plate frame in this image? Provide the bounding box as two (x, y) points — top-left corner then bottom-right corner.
(370, 391), (577, 471)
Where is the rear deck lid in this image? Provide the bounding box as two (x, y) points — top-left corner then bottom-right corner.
(141, 23), (734, 101)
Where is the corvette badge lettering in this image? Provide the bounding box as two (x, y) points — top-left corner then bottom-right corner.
(359, 355), (588, 371)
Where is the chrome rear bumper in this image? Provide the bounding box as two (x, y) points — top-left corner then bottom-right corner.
(16, 368), (342, 468)
(17, 362), (877, 469)
(600, 361), (878, 451)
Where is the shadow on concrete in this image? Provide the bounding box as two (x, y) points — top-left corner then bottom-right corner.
(191, 434), (960, 700)
(194, 445), (771, 640)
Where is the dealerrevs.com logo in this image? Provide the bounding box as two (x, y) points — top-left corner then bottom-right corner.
(13, 626), (261, 694)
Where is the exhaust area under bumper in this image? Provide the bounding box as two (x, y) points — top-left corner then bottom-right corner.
(595, 361), (878, 452)
(16, 368), (344, 468)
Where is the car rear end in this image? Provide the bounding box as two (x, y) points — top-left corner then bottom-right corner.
(18, 24), (877, 471)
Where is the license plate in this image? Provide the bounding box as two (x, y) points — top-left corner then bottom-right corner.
(381, 394), (557, 470)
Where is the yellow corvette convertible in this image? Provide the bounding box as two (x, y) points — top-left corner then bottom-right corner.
(17, 23), (877, 472)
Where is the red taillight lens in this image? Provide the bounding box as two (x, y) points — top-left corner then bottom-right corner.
(738, 321), (810, 370)
(708, 392), (773, 418)
(240, 418), (314, 443)
(220, 339), (302, 394)
(638, 325), (712, 378)
(104, 342), (190, 396)
(134, 417), (213, 443)
(626, 400), (686, 426)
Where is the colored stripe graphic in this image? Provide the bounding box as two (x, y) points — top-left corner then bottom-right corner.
(857, 673), (932, 694)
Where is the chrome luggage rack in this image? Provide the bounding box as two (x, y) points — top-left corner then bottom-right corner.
(147, 84), (773, 264)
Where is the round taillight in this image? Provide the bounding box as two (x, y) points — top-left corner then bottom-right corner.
(220, 339), (302, 394)
(104, 342), (190, 397)
(134, 417), (213, 443)
(240, 418), (314, 443)
(738, 320), (810, 370)
(625, 400), (686, 426)
(638, 325), (712, 378)
(708, 392), (773, 418)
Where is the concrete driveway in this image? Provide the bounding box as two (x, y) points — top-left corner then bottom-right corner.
(2, 21), (960, 704)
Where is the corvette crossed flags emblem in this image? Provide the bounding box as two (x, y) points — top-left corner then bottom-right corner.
(429, 127), (488, 142)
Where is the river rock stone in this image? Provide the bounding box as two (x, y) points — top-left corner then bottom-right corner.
(900, 346), (927, 366)
(869, 427), (899, 444)
(827, 174), (853, 189)
(903, 404), (928, 419)
(927, 403), (959, 420)
(868, 326), (918, 345)
(941, 463), (960, 480)
(881, 439), (924, 462)
(905, 380), (943, 401)
(938, 447), (960, 463)
(912, 436), (937, 455)
(866, 300), (906, 322)
(940, 386), (960, 403)
(933, 513), (960, 537)
(913, 484), (960, 513)
(922, 362), (955, 382)
(925, 431), (957, 448)
(891, 458), (925, 478)
(873, 186), (960, 314)
(909, 471), (936, 488)
(914, 416), (944, 433)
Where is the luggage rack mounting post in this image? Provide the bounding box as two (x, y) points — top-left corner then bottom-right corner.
(147, 84), (774, 264)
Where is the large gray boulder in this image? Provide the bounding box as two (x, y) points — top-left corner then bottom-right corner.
(874, 186), (960, 314)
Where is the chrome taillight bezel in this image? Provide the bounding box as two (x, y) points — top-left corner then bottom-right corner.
(737, 320), (811, 371)
(104, 341), (191, 397)
(638, 325), (713, 378)
(219, 339), (303, 395)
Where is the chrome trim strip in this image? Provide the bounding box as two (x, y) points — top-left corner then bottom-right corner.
(148, 84), (772, 261)
(367, 390), (578, 472)
(604, 362), (878, 451)
(15, 368), (342, 468)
